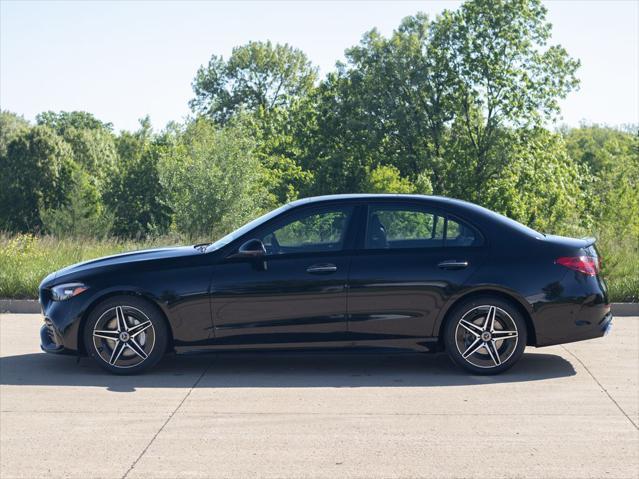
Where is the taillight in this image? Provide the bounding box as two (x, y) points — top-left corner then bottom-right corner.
(556, 256), (599, 276)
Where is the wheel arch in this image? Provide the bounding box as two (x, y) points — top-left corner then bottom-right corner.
(434, 288), (537, 347)
(77, 290), (175, 355)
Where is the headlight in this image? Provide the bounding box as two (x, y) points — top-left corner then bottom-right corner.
(50, 283), (88, 301)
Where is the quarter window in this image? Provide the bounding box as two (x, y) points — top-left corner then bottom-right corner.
(445, 218), (478, 246)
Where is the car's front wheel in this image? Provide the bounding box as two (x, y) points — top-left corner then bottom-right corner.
(443, 296), (527, 375)
(83, 296), (168, 375)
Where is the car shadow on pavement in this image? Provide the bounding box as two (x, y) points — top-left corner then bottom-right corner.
(0, 350), (575, 391)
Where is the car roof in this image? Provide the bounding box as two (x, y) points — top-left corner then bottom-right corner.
(289, 193), (481, 213)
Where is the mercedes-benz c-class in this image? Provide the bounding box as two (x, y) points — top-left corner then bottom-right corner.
(39, 194), (612, 375)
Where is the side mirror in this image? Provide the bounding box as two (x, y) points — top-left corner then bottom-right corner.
(227, 238), (266, 259)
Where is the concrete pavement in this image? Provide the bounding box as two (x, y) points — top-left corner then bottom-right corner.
(1, 314), (637, 479)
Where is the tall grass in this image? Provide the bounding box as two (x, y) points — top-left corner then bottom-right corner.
(1, 232), (637, 302)
(0, 233), (181, 299)
(597, 234), (639, 303)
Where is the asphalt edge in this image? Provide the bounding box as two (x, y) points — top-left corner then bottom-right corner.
(1, 299), (638, 316)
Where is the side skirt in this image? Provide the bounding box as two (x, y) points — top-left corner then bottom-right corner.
(174, 337), (439, 355)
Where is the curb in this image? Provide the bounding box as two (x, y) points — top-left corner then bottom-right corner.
(0, 299), (40, 314)
(1, 298), (637, 316)
(611, 303), (639, 316)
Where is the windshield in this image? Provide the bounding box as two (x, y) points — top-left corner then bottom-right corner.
(205, 203), (292, 252)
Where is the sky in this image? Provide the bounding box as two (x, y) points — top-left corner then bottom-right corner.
(1, 0), (637, 132)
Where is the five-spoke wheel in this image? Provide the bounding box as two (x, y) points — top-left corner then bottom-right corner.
(84, 296), (167, 374)
(444, 297), (527, 374)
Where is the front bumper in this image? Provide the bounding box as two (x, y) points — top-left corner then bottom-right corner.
(39, 289), (84, 355)
(40, 318), (73, 354)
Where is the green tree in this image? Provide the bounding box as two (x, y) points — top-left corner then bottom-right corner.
(301, 0), (580, 202)
(158, 118), (273, 239)
(240, 108), (313, 203)
(562, 125), (639, 238)
(36, 111), (117, 177)
(320, 14), (454, 186)
(0, 111), (30, 158)
(362, 165), (416, 194)
(483, 128), (588, 234)
(191, 41), (318, 203)
(0, 126), (75, 232)
(190, 41), (317, 123)
(103, 118), (171, 238)
(40, 169), (114, 238)
(436, 0), (580, 200)
(36, 111), (113, 133)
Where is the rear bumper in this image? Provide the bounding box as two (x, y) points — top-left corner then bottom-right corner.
(536, 305), (612, 347)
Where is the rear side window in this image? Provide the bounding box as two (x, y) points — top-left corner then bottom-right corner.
(365, 204), (480, 250)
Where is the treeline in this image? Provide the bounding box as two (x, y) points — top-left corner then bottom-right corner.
(1, 0), (638, 244)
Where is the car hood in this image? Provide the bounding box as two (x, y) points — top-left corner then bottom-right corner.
(45, 246), (202, 283)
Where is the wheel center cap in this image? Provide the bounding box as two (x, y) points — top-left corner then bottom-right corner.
(119, 331), (130, 342)
(481, 331), (492, 342)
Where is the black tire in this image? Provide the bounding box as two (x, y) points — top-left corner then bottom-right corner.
(83, 295), (168, 375)
(443, 296), (527, 375)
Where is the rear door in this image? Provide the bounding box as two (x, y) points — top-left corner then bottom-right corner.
(347, 201), (487, 339)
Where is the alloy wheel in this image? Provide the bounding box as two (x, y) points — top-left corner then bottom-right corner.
(454, 305), (519, 369)
(92, 305), (156, 368)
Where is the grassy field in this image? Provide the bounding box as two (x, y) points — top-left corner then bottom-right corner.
(0, 234), (174, 299)
(0, 232), (637, 302)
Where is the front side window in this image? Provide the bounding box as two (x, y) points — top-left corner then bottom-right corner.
(365, 204), (479, 249)
(261, 206), (353, 254)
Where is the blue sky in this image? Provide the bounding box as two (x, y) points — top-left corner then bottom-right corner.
(1, 0), (637, 132)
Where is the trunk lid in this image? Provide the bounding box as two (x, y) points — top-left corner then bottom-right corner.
(543, 234), (597, 249)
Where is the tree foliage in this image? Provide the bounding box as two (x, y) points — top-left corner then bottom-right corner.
(102, 118), (171, 238)
(158, 118), (273, 239)
(190, 41), (317, 123)
(0, 126), (75, 232)
(0, 111), (30, 158)
(562, 125), (639, 237)
(40, 169), (114, 239)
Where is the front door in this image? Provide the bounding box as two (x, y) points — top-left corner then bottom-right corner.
(210, 205), (355, 346)
(347, 202), (487, 339)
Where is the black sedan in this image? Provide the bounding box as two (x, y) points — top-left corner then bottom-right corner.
(39, 194), (612, 375)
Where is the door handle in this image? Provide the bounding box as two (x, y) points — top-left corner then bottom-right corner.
(438, 260), (469, 270)
(306, 263), (338, 274)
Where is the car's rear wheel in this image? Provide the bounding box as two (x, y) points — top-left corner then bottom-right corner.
(443, 296), (527, 375)
(83, 296), (167, 375)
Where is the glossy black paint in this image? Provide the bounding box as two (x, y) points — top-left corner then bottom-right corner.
(39, 194), (611, 357)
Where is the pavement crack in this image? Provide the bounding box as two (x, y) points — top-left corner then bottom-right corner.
(121, 358), (215, 479)
(561, 344), (638, 431)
